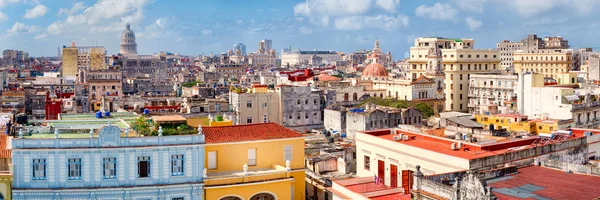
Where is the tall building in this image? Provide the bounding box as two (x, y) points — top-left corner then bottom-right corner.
(233, 43), (246, 56)
(409, 37), (500, 112)
(497, 34), (569, 71)
(229, 85), (281, 125)
(120, 23), (138, 56)
(468, 73), (518, 114)
(2, 49), (28, 62)
(61, 43), (78, 80)
(259, 39), (272, 52)
(513, 49), (573, 79)
(12, 124), (206, 199)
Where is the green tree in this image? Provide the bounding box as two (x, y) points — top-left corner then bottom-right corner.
(132, 116), (151, 136)
(415, 103), (434, 118)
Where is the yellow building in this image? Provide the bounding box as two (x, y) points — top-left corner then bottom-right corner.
(89, 47), (107, 70)
(409, 37), (500, 112)
(203, 123), (305, 200)
(0, 173), (11, 200)
(513, 49), (572, 79)
(474, 114), (570, 134)
(61, 42), (78, 78)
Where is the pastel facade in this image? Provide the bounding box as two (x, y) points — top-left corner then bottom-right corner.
(12, 125), (205, 200)
(202, 123), (306, 200)
(409, 37), (500, 112)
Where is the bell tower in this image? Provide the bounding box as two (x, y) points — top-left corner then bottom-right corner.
(426, 46), (445, 99)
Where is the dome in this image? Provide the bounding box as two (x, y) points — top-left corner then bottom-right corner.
(121, 23), (135, 41)
(120, 23), (138, 55)
(362, 62), (388, 77)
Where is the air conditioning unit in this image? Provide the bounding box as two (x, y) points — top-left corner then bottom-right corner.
(393, 135), (401, 141)
(402, 135), (409, 141)
(457, 142), (463, 149)
(451, 143), (457, 150)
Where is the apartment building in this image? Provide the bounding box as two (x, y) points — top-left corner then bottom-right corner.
(468, 73), (518, 114)
(409, 37), (500, 112)
(229, 85), (281, 125)
(513, 49), (573, 79)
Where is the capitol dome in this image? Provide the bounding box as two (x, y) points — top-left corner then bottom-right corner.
(120, 23), (138, 55)
(361, 53), (388, 78)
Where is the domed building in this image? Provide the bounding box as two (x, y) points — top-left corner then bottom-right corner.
(120, 23), (138, 56)
(361, 52), (389, 80)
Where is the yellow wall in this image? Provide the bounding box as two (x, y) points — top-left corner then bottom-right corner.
(205, 138), (305, 199)
(209, 120), (233, 127)
(205, 138), (304, 172)
(475, 115), (558, 134)
(0, 174), (12, 200)
(252, 87), (269, 93)
(62, 47), (78, 77)
(90, 47), (106, 70)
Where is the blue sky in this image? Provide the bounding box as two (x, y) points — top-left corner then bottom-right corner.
(1, 0), (600, 57)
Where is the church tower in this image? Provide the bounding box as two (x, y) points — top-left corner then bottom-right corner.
(426, 46), (445, 99)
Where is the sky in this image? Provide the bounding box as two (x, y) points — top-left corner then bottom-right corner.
(1, 0), (600, 57)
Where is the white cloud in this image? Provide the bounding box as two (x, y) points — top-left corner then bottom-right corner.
(58, 2), (85, 16)
(0, 10), (7, 21)
(45, 0), (149, 35)
(522, 17), (568, 27)
(0, 0), (20, 8)
(7, 22), (38, 33)
(415, 3), (458, 20)
(33, 33), (47, 40)
(155, 17), (166, 28)
(334, 15), (408, 31)
(299, 26), (313, 34)
(201, 29), (212, 36)
(375, 0), (400, 12)
(176, 37), (183, 42)
(451, 0), (487, 13)
(24, 4), (48, 19)
(465, 17), (482, 31)
(293, 0), (408, 30)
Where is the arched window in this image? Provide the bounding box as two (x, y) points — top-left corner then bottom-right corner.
(250, 193), (276, 200)
(220, 196), (242, 200)
(353, 93), (358, 101)
(343, 93), (349, 102)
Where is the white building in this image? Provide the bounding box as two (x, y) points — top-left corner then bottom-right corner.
(468, 73), (518, 114)
(119, 23), (138, 56)
(281, 50), (341, 66)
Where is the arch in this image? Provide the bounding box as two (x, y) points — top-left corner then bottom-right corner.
(343, 93), (349, 102)
(219, 195), (244, 200)
(353, 93), (358, 101)
(249, 191), (278, 200)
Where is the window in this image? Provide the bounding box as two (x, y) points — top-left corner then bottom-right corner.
(171, 155), (184, 176)
(284, 145), (293, 162)
(68, 158), (82, 180)
(460, 84), (463, 90)
(262, 103), (267, 107)
(314, 99), (317, 104)
(460, 94), (463, 100)
(460, 74), (463, 80)
(208, 151), (217, 169)
(103, 158), (117, 179)
(138, 156), (151, 178)
(246, 101), (252, 108)
(305, 113), (309, 119)
(248, 148), (257, 166)
(32, 158), (46, 180)
(247, 117), (252, 124)
(364, 156), (370, 170)
(263, 114), (268, 123)
(297, 100), (301, 104)
(305, 99), (309, 104)
(172, 198), (184, 200)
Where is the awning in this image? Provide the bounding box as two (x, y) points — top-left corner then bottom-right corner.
(564, 95), (579, 101)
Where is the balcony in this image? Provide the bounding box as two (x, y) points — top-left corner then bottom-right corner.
(572, 103), (586, 111)
(591, 101), (600, 107)
(204, 164), (296, 187)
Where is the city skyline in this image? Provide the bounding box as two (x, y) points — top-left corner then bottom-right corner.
(0, 0), (599, 57)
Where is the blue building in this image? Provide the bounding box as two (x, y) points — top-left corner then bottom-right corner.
(12, 124), (205, 199)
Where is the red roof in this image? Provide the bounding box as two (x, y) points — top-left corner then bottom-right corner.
(334, 177), (411, 200)
(361, 128), (585, 160)
(489, 166), (600, 200)
(203, 123), (303, 143)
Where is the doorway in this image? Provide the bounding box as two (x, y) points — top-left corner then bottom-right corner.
(378, 160), (385, 185)
(390, 164), (398, 187)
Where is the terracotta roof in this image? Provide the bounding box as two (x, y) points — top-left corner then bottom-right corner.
(362, 63), (388, 77)
(410, 75), (435, 85)
(203, 123), (303, 143)
(489, 166), (600, 200)
(316, 73), (341, 82)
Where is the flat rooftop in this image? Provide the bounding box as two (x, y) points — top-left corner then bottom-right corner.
(489, 166), (600, 199)
(362, 128), (585, 160)
(332, 177), (410, 200)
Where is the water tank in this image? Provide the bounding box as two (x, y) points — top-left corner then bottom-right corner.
(215, 115), (224, 122)
(96, 111), (103, 118)
(455, 132), (463, 140)
(104, 111), (110, 117)
(143, 109), (149, 115)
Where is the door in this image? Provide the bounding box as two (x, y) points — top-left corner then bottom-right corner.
(401, 170), (413, 194)
(377, 160), (385, 184)
(390, 164), (398, 188)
